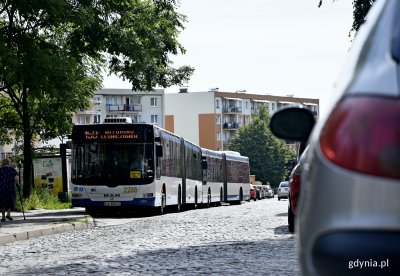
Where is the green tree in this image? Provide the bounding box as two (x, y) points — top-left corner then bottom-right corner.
(0, 0), (194, 197)
(230, 106), (295, 187)
(318, 0), (375, 34)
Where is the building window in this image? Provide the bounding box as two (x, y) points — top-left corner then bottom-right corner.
(216, 115), (221, 125)
(106, 96), (117, 105)
(132, 97), (141, 104)
(93, 96), (101, 107)
(151, 115), (158, 124)
(1, 152), (15, 160)
(245, 101), (249, 109)
(150, 97), (158, 107)
(217, 132), (221, 141)
(131, 115), (141, 123)
(79, 117), (90, 125)
(216, 99), (220, 108)
(94, 115), (101, 124)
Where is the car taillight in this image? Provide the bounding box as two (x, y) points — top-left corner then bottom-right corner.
(320, 96), (400, 179)
(291, 174), (301, 213)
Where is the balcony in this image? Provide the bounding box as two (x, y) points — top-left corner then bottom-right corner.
(75, 109), (99, 115)
(223, 122), (241, 129)
(107, 104), (142, 112)
(223, 138), (233, 146)
(222, 106), (242, 113)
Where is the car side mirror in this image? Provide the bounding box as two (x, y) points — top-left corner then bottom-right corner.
(269, 107), (315, 142)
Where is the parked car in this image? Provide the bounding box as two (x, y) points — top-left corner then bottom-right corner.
(249, 184), (257, 201)
(255, 185), (266, 199)
(253, 185), (261, 200)
(269, 1), (400, 275)
(287, 147), (308, 233)
(263, 184), (274, 198)
(277, 181), (289, 200)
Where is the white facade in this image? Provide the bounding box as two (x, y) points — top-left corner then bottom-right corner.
(165, 92), (215, 145)
(165, 90), (319, 150)
(73, 88), (165, 128)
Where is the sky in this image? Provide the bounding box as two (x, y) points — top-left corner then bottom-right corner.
(102, 0), (354, 114)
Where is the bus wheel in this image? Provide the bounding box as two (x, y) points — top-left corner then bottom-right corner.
(85, 207), (97, 216)
(215, 188), (223, 207)
(160, 190), (166, 215)
(194, 187), (198, 209)
(237, 188), (243, 205)
(176, 186), (181, 212)
(206, 189), (211, 208)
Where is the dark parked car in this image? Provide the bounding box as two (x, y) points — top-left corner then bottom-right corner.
(287, 147), (308, 233)
(270, 1), (400, 275)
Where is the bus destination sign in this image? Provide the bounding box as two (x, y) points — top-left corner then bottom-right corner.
(84, 130), (139, 140)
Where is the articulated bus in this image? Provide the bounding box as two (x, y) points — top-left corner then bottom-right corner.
(71, 118), (250, 214)
(201, 149), (251, 206)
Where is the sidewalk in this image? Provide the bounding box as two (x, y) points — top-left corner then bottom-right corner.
(0, 208), (94, 245)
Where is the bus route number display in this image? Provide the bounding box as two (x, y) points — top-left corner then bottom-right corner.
(84, 130), (139, 140)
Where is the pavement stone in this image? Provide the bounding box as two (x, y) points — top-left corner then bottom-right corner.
(0, 208), (93, 245)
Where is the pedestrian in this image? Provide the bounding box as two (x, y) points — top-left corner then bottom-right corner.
(0, 158), (19, 221)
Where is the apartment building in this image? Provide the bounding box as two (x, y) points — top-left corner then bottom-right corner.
(1, 89), (165, 157)
(165, 90), (319, 150)
(73, 88), (165, 127)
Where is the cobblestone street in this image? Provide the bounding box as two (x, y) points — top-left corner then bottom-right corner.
(0, 198), (300, 275)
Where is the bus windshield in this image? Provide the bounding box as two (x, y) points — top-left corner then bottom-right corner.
(72, 143), (154, 186)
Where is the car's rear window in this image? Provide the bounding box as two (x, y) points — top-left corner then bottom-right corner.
(280, 183), (288, 187)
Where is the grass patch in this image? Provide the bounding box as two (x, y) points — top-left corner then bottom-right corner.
(16, 187), (71, 211)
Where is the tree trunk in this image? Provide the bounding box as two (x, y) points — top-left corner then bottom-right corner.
(22, 131), (33, 198)
(21, 86), (33, 198)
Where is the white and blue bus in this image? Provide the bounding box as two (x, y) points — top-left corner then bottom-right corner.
(202, 149), (251, 206)
(71, 118), (250, 214)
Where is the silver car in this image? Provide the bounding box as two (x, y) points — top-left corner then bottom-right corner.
(277, 181), (289, 200)
(270, 1), (400, 275)
(263, 184), (274, 198)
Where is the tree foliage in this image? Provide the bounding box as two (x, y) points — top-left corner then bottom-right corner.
(318, 0), (375, 34)
(0, 0), (194, 197)
(230, 106), (295, 187)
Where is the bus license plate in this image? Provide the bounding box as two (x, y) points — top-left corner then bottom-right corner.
(104, 202), (121, 207)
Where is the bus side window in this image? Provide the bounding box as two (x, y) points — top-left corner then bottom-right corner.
(156, 144), (163, 157)
(154, 144), (162, 179)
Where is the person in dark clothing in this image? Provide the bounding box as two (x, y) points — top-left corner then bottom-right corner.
(0, 158), (19, 221)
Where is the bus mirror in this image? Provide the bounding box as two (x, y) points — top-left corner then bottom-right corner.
(202, 160), (208, 170)
(156, 144), (163, 157)
(146, 170), (154, 178)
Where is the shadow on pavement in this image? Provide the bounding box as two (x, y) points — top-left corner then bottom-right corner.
(14, 239), (300, 275)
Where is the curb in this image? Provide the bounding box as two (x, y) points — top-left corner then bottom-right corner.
(0, 219), (94, 246)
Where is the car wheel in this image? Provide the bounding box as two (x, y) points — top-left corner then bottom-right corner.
(278, 197), (281, 201)
(288, 205), (294, 233)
